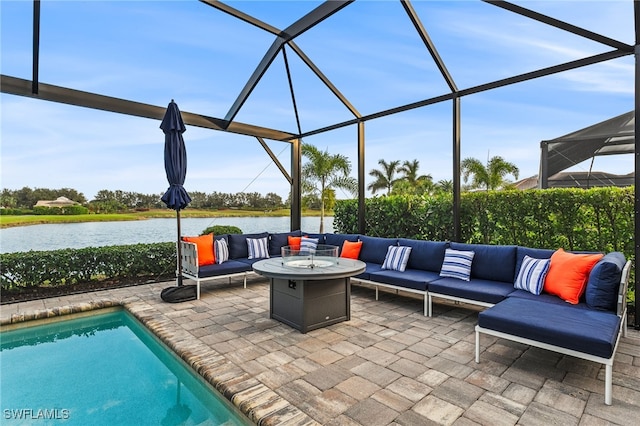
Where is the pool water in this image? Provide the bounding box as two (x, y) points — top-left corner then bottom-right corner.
(0, 309), (251, 425)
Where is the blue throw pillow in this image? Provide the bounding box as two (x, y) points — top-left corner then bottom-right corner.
(215, 238), (229, 264)
(247, 237), (269, 259)
(228, 232), (269, 259)
(513, 255), (550, 295)
(300, 236), (318, 254)
(440, 248), (474, 281)
(381, 245), (412, 272)
(585, 252), (626, 311)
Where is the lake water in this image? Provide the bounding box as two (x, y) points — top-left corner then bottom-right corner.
(0, 216), (334, 253)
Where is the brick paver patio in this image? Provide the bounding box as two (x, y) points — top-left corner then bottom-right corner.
(2, 276), (639, 425)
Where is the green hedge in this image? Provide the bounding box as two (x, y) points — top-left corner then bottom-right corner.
(0, 208), (33, 216)
(335, 187), (633, 253)
(1, 243), (175, 291)
(334, 187), (635, 299)
(33, 205), (89, 215)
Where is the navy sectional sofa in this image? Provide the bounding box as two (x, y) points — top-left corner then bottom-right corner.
(181, 231), (630, 404)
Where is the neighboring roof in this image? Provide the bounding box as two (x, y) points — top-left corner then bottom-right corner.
(34, 196), (79, 208)
(514, 171), (635, 190)
(542, 111), (634, 179)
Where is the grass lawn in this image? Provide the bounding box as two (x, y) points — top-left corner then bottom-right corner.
(0, 208), (327, 228)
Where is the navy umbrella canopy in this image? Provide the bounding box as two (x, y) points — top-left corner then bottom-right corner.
(161, 100), (192, 210)
(161, 100), (192, 288)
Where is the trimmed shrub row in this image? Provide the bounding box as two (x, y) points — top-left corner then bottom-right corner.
(33, 205), (89, 215)
(1, 243), (175, 291)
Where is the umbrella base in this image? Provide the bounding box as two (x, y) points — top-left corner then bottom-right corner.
(161, 285), (197, 303)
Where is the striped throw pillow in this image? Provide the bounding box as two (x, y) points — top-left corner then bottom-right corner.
(215, 238), (229, 264)
(381, 245), (412, 271)
(514, 255), (550, 295)
(247, 237), (269, 259)
(440, 248), (475, 281)
(300, 236), (319, 254)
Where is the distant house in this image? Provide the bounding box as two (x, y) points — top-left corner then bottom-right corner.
(34, 196), (79, 208)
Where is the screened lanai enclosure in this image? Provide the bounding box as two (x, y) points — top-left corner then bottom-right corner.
(1, 0), (638, 325)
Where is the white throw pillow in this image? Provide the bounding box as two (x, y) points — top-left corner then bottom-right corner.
(247, 237), (269, 259)
(439, 248), (474, 281)
(381, 245), (412, 272)
(215, 238), (229, 264)
(514, 255), (550, 295)
(300, 236), (319, 254)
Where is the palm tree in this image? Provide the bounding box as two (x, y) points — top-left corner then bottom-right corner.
(367, 159), (401, 195)
(302, 143), (357, 233)
(461, 155), (519, 191)
(396, 159), (433, 195)
(434, 179), (453, 194)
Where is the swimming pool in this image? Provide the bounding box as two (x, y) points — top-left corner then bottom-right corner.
(0, 309), (251, 425)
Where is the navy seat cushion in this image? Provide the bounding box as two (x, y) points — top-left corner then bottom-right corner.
(359, 236), (398, 264)
(198, 260), (251, 278)
(508, 289), (591, 310)
(585, 252), (626, 311)
(450, 243), (517, 283)
(268, 230), (302, 256)
(515, 246), (555, 276)
(428, 277), (514, 304)
(353, 262), (383, 280)
(478, 297), (621, 359)
(325, 233), (359, 254)
(398, 238), (448, 272)
(228, 232), (269, 259)
(236, 257), (272, 267)
(369, 268), (440, 292)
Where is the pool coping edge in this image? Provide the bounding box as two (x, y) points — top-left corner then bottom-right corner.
(1, 298), (316, 426)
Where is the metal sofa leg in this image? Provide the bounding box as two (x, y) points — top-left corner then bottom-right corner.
(427, 294), (433, 317)
(605, 364), (613, 405)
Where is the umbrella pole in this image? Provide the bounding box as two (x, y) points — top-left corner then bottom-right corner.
(176, 209), (183, 286)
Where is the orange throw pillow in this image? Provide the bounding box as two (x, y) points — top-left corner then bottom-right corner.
(288, 236), (302, 250)
(183, 234), (215, 266)
(340, 240), (362, 259)
(543, 248), (603, 304)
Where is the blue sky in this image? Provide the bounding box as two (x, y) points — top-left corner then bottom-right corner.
(1, 0), (635, 201)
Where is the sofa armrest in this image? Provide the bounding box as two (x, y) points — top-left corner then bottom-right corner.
(617, 260), (632, 318)
(180, 241), (199, 276)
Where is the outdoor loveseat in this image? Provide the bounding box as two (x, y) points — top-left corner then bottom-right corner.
(180, 231), (630, 405)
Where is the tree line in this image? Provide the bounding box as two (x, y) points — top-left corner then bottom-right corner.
(0, 187), (286, 213)
(1, 144), (520, 214)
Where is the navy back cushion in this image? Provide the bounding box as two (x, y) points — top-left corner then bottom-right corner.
(398, 238), (448, 272)
(304, 233), (326, 244)
(585, 252), (626, 311)
(228, 232), (269, 259)
(450, 242), (517, 283)
(325, 233), (359, 255)
(268, 230), (302, 256)
(359, 236), (398, 264)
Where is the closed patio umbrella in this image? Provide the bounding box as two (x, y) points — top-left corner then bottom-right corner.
(160, 100), (192, 297)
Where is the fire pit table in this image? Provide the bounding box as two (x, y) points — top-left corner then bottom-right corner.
(252, 245), (365, 333)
